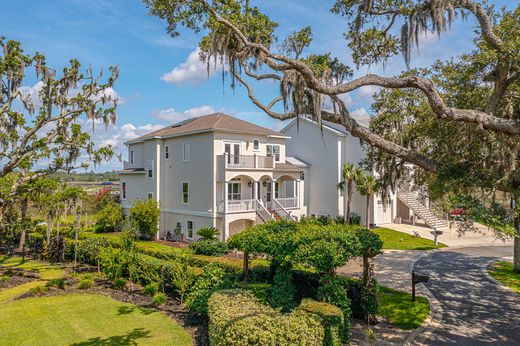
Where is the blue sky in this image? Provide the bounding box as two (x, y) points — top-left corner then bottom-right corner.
(1, 0), (512, 171)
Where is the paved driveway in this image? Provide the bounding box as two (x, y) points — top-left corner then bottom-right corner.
(414, 246), (519, 345)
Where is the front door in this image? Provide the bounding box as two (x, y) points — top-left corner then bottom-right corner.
(224, 142), (240, 165)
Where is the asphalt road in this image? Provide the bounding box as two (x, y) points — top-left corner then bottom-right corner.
(414, 246), (520, 345)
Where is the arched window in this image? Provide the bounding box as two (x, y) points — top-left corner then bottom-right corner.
(253, 139), (259, 151)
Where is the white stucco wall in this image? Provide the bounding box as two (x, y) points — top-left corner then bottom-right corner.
(282, 119), (341, 216)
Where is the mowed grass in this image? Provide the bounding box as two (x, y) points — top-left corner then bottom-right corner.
(378, 286), (430, 329)
(0, 293), (192, 346)
(0, 256), (65, 302)
(488, 261), (520, 294)
(373, 228), (447, 250)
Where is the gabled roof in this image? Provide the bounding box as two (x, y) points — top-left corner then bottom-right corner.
(126, 113), (287, 144)
(280, 114), (371, 137)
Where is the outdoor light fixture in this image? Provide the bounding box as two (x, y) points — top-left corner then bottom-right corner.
(248, 180), (252, 187)
(263, 180), (267, 187)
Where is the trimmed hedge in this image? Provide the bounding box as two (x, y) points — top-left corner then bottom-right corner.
(298, 299), (343, 346)
(209, 289), (345, 346)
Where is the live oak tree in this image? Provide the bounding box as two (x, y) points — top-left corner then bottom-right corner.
(144, 0), (520, 271)
(0, 37), (118, 222)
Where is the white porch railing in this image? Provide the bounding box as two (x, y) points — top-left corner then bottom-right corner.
(276, 197), (298, 209)
(273, 198), (297, 221)
(221, 154), (275, 169)
(256, 199), (275, 222)
(217, 199), (257, 213)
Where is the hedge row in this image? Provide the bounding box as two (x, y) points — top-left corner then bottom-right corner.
(208, 289), (343, 346)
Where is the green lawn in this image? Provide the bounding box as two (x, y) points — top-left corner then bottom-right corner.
(0, 293), (192, 346)
(0, 256), (65, 302)
(373, 228), (447, 250)
(378, 286), (430, 329)
(488, 261), (520, 294)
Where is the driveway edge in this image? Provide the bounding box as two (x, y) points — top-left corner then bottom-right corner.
(402, 251), (444, 346)
(480, 259), (517, 294)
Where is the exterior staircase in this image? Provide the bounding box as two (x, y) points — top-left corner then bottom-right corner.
(397, 192), (449, 230)
(268, 209), (282, 221)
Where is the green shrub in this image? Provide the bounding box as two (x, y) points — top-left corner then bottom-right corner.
(188, 239), (229, 256)
(170, 253), (195, 305)
(153, 292), (167, 306)
(46, 278), (66, 289)
(95, 202), (123, 233)
(78, 274), (94, 289)
(30, 285), (49, 296)
(74, 236), (115, 265)
(208, 289), (324, 346)
(47, 236), (65, 263)
(112, 278), (127, 290)
(196, 227), (220, 241)
(317, 278), (352, 343)
(142, 282), (159, 296)
(239, 283), (272, 305)
(271, 266), (296, 312)
(28, 232), (45, 258)
(129, 199), (160, 240)
(298, 299), (343, 346)
(185, 263), (231, 315)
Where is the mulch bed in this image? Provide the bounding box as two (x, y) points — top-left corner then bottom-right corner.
(0, 267), (39, 290)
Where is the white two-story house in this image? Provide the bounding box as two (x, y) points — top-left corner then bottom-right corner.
(281, 117), (397, 227)
(119, 113), (308, 241)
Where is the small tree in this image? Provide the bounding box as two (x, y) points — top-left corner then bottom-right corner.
(355, 172), (379, 229)
(170, 253), (195, 305)
(196, 227), (219, 241)
(129, 199), (160, 240)
(95, 201), (123, 233)
(337, 163), (359, 224)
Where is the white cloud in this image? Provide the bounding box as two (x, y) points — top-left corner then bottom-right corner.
(350, 107), (371, 126)
(151, 105), (215, 123)
(19, 81), (124, 109)
(161, 47), (222, 85)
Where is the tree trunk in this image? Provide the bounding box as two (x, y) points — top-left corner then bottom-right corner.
(46, 216), (53, 245)
(243, 251), (250, 283)
(514, 215), (520, 273)
(18, 197), (29, 251)
(74, 204), (81, 267)
(346, 182), (353, 225)
(365, 194), (371, 229)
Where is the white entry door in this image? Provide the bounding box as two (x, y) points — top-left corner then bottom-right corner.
(376, 199), (392, 224)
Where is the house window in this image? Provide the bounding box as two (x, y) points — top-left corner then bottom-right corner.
(129, 150), (134, 164)
(227, 180), (241, 201)
(147, 192), (153, 200)
(183, 143), (190, 162)
(274, 182), (279, 198)
(182, 182), (189, 204)
(121, 182), (127, 199)
(147, 160), (154, 178)
(286, 181), (295, 198)
(253, 139), (259, 151)
(165, 145), (169, 160)
(267, 145), (280, 161)
(187, 221), (193, 239)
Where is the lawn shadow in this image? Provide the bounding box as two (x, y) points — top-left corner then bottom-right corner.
(117, 305), (155, 316)
(70, 327), (151, 346)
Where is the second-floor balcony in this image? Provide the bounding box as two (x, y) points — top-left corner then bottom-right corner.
(219, 153), (275, 170)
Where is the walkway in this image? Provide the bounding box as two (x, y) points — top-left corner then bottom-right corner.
(414, 246), (519, 345)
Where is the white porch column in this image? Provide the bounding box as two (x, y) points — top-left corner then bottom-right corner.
(224, 181), (228, 213)
(271, 180), (276, 202)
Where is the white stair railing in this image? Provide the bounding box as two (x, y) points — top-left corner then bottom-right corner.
(397, 192), (448, 229)
(256, 199), (275, 222)
(273, 198), (297, 221)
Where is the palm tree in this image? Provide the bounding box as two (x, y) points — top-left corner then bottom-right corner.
(355, 172), (379, 229)
(337, 163), (358, 224)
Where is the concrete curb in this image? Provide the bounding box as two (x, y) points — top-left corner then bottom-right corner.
(480, 258), (516, 294)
